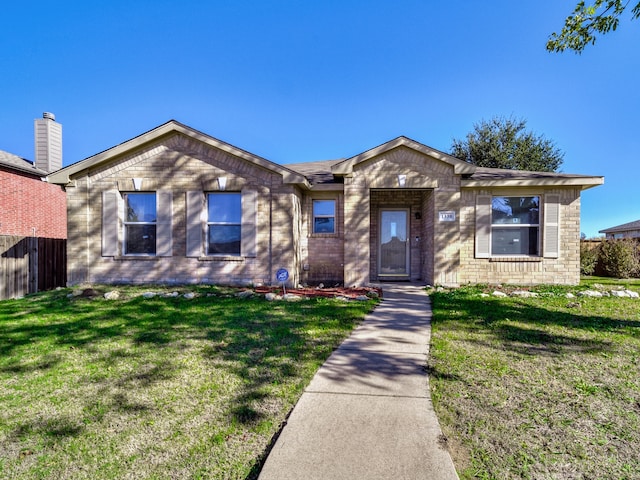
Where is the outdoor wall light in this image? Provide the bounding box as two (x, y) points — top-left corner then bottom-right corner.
(132, 178), (143, 191)
(217, 177), (227, 191)
(397, 174), (407, 187)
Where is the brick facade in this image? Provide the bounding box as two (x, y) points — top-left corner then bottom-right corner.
(0, 168), (66, 239)
(50, 122), (601, 288)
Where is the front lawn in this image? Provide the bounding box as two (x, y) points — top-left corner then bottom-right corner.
(0, 286), (376, 479)
(429, 281), (640, 479)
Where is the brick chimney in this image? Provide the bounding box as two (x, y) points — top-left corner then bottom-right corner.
(34, 112), (62, 173)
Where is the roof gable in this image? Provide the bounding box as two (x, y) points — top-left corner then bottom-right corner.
(47, 120), (308, 186)
(331, 136), (477, 176)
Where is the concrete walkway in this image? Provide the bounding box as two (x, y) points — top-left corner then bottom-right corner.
(258, 283), (459, 480)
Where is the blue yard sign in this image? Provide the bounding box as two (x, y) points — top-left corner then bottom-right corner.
(276, 268), (289, 295)
(276, 268), (289, 283)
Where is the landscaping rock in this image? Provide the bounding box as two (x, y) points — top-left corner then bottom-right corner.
(492, 291), (508, 297)
(565, 292), (575, 299)
(104, 291), (120, 300)
(625, 290), (639, 298)
(577, 290), (603, 298)
(480, 293), (490, 298)
(142, 292), (157, 299)
(236, 290), (254, 299)
(611, 290), (629, 298)
(356, 295), (370, 301)
(511, 290), (538, 298)
(284, 293), (304, 302)
(183, 292), (196, 299)
(265, 292), (282, 301)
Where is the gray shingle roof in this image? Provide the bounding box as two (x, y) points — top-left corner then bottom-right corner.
(285, 159), (343, 184)
(599, 219), (640, 234)
(0, 149), (47, 176)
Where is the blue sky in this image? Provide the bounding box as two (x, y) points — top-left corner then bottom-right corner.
(1, 1), (638, 237)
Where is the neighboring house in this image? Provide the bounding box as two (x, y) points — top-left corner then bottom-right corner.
(48, 120), (603, 287)
(599, 220), (640, 239)
(0, 113), (67, 298)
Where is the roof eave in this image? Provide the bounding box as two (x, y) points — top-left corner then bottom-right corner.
(331, 136), (476, 176)
(47, 120), (309, 187)
(461, 177), (604, 190)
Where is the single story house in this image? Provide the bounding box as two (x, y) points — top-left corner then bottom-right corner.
(599, 219), (640, 239)
(47, 120), (603, 287)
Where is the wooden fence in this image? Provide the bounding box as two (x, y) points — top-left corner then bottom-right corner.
(0, 236), (66, 300)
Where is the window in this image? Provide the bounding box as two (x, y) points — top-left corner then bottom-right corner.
(491, 196), (539, 255)
(207, 193), (241, 255)
(124, 193), (157, 255)
(313, 200), (335, 234)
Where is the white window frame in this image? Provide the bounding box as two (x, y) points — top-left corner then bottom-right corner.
(207, 192), (242, 256)
(490, 195), (540, 256)
(312, 199), (336, 234)
(123, 192), (157, 256)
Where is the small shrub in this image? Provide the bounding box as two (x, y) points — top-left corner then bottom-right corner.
(597, 238), (640, 278)
(580, 241), (599, 276)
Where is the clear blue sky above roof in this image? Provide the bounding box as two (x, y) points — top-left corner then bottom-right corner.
(1, 0), (638, 237)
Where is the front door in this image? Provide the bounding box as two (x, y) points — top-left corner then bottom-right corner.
(379, 209), (409, 278)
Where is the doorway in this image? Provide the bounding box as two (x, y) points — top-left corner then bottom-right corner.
(378, 209), (409, 278)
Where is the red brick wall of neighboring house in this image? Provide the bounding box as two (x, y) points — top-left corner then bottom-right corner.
(0, 168), (67, 239)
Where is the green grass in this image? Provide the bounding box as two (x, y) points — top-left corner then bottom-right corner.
(429, 280), (640, 479)
(0, 285), (377, 479)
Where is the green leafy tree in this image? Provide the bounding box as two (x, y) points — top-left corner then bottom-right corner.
(547, 1), (640, 53)
(450, 116), (564, 172)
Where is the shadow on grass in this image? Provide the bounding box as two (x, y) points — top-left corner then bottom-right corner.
(0, 289), (372, 458)
(430, 289), (640, 358)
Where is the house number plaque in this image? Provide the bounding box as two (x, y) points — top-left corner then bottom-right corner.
(438, 211), (456, 222)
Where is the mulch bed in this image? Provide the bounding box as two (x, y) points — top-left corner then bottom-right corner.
(253, 285), (382, 299)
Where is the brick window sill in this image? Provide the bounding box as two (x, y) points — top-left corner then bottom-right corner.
(197, 256), (245, 262)
(113, 256), (160, 261)
(489, 257), (543, 262)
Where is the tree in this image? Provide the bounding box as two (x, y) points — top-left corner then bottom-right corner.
(450, 116), (564, 172)
(547, 0), (640, 53)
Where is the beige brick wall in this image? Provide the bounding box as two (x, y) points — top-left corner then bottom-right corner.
(459, 188), (582, 285)
(299, 192), (345, 285)
(65, 133), (585, 288)
(66, 132), (299, 286)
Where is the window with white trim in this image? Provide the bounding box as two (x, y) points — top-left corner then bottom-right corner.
(313, 199), (336, 234)
(491, 196), (540, 255)
(207, 193), (241, 255)
(124, 193), (157, 255)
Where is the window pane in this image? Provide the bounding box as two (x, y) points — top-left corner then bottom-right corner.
(313, 200), (336, 233)
(125, 193), (156, 222)
(125, 224), (157, 254)
(492, 227), (539, 255)
(208, 225), (241, 255)
(314, 217), (335, 233)
(313, 200), (335, 217)
(492, 197), (539, 225)
(208, 193), (241, 223)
